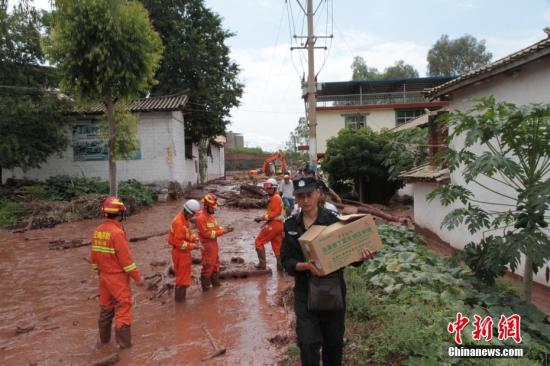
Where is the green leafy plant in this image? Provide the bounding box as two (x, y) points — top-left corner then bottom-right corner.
(428, 97), (550, 301)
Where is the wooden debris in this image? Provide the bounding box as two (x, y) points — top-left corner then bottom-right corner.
(12, 212), (35, 234)
(149, 283), (174, 300)
(230, 256), (245, 264)
(239, 184), (266, 197)
(129, 230), (169, 243)
(49, 239), (90, 250)
(88, 353), (119, 366)
(150, 260), (167, 267)
(201, 325), (226, 361)
(218, 267), (272, 280)
(15, 322), (35, 335)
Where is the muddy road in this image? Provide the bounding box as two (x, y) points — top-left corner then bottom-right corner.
(0, 200), (294, 365)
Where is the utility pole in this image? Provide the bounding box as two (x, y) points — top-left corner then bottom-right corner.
(290, 0), (331, 172)
(306, 0), (317, 168)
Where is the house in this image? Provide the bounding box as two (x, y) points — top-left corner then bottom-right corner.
(2, 94), (226, 187)
(314, 76), (454, 157)
(402, 32), (550, 286)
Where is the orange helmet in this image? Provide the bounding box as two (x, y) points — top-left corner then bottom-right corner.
(101, 196), (127, 215)
(202, 193), (218, 208)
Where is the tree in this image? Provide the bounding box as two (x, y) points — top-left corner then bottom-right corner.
(142, 0), (243, 141)
(351, 56), (381, 80)
(382, 60), (419, 79)
(45, 0), (163, 195)
(142, 0), (243, 183)
(427, 34), (492, 77)
(323, 127), (402, 204)
(382, 127), (428, 181)
(0, 2), (73, 183)
(428, 97), (550, 301)
(285, 117), (309, 152)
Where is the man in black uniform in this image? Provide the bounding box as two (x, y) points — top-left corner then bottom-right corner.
(281, 177), (374, 366)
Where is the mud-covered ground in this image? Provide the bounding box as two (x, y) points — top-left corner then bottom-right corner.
(0, 199), (294, 365)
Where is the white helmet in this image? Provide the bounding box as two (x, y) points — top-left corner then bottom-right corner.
(183, 199), (201, 214)
(263, 178), (278, 189)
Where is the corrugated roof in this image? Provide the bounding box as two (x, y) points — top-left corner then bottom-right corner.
(318, 76), (454, 96)
(80, 94), (188, 114)
(427, 33), (550, 98)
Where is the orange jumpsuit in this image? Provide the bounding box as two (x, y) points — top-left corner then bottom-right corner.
(168, 212), (198, 287)
(90, 220), (141, 328)
(255, 192), (285, 256)
(195, 209), (225, 276)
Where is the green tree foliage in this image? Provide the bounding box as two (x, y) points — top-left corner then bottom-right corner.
(45, 0), (163, 195)
(351, 56), (380, 80)
(427, 34), (492, 77)
(351, 57), (419, 80)
(382, 60), (419, 79)
(323, 128), (402, 204)
(285, 117), (309, 152)
(142, 0), (243, 143)
(382, 127), (428, 181)
(98, 102), (141, 160)
(428, 97), (550, 301)
(0, 3), (73, 182)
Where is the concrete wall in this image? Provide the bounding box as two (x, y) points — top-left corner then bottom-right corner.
(3, 111), (200, 186)
(207, 144), (225, 180)
(316, 109), (397, 153)
(412, 57), (550, 285)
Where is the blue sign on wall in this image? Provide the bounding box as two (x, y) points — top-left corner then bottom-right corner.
(72, 122), (141, 161)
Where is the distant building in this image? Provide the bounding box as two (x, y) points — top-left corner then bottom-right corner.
(226, 131), (244, 149)
(314, 76), (454, 157)
(2, 94), (225, 186)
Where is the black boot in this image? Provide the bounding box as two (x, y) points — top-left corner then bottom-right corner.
(115, 325), (132, 349)
(255, 248), (267, 270)
(211, 273), (221, 287)
(276, 255), (283, 272)
(174, 286), (187, 302)
(98, 307), (114, 344)
(200, 275), (211, 292)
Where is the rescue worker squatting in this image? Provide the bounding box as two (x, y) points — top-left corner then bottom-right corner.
(195, 193), (234, 292)
(168, 199), (201, 302)
(91, 196), (145, 349)
(254, 178), (285, 271)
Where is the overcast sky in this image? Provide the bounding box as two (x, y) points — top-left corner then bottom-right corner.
(18, 0), (550, 151)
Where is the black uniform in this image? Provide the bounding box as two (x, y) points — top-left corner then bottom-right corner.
(281, 207), (348, 366)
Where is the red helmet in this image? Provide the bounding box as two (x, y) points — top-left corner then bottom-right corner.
(101, 196), (127, 215)
(202, 193), (218, 208)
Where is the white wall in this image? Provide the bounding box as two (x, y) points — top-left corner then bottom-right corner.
(3, 111), (200, 186)
(413, 58), (550, 285)
(316, 108), (396, 153)
(207, 144), (225, 181)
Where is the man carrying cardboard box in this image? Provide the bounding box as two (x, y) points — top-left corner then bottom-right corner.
(280, 177), (376, 366)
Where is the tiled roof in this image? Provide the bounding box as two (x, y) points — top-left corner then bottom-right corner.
(81, 94), (188, 114)
(399, 163), (449, 183)
(392, 113), (429, 132)
(427, 33), (550, 98)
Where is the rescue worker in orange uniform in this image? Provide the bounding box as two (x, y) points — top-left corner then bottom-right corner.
(254, 178), (285, 271)
(195, 193), (234, 291)
(168, 199), (201, 302)
(91, 196), (144, 349)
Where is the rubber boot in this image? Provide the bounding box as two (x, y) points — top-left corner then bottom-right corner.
(174, 286), (187, 302)
(98, 307), (114, 344)
(115, 325), (132, 349)
(255, 248), (267, 270)
(211, 272), (221, 287)
(200, 275), (211, 292)
(276, 255), (283, 272)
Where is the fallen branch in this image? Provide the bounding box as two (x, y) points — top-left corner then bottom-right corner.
(12, 212), (35, 234)
(335, 202), (412, 225)
(218, 267), (272, 280)
(149, 283), (174, 300)
(48, 230), (170, 250)
(129, 230), (169, 243)
(240, 184), (266, 197)
(201, 325), (226, 361)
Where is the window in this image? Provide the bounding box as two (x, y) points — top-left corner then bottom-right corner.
(344, 114), (366, 130)
(395, 109), (423, 126)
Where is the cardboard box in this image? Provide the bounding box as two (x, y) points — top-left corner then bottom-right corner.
(298, 214), (383, 276)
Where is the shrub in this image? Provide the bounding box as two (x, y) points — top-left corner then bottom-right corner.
(45, 175), (109, 200)
(119, 179), (155, 207)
